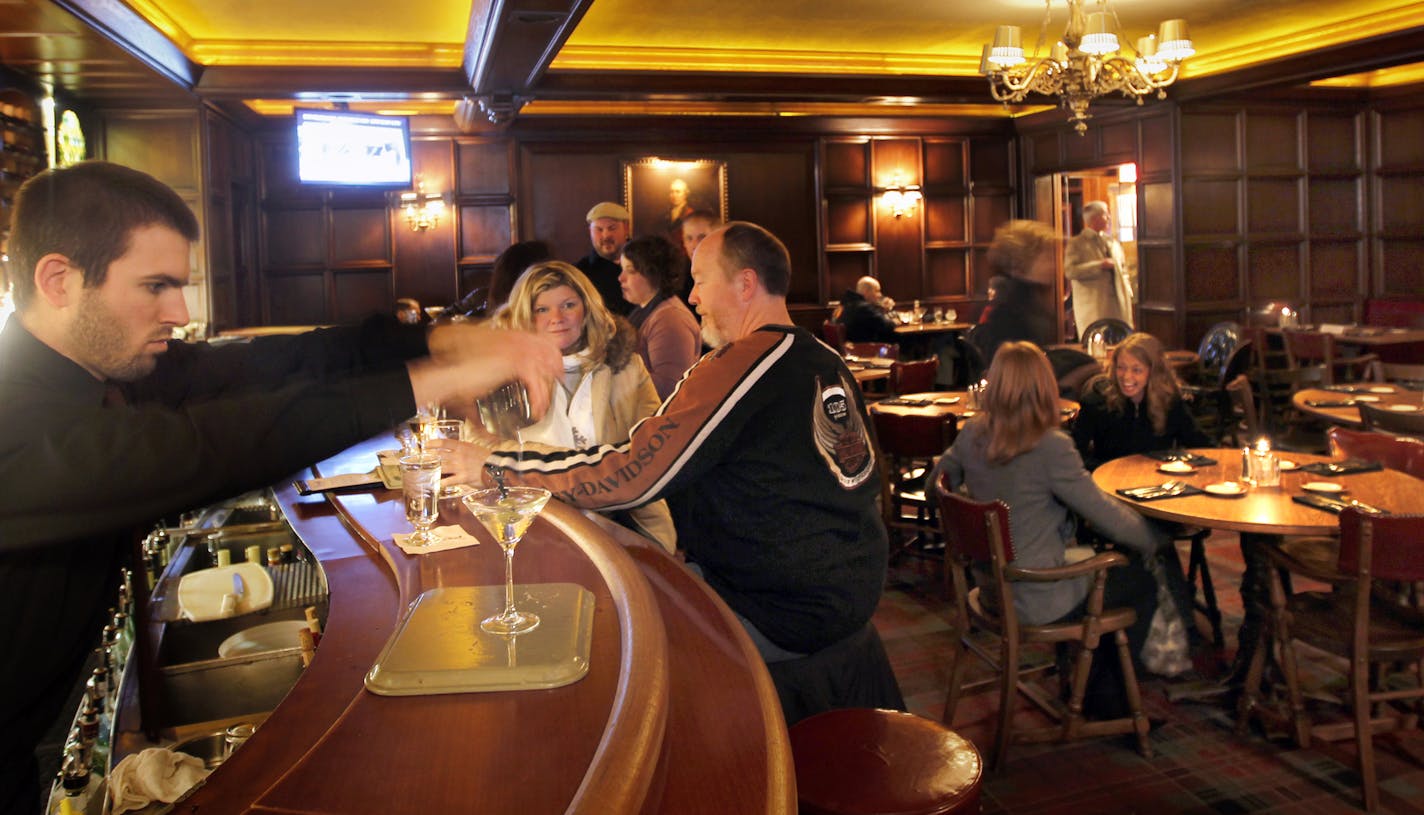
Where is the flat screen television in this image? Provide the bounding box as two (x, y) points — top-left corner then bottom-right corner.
(296, 109), (412, 187)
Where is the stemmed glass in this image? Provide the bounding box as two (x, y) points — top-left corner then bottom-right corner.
(462, 486), (550, 635)
(399, 453), (442, 547)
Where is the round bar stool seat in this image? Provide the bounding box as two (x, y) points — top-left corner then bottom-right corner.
(789, 708), (983, 815)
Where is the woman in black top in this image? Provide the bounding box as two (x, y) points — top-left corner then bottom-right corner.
(1072, 332), (1209, 471)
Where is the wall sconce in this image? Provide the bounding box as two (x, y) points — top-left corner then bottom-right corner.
(879, 174), (922, 219)
(399, 182), (447, 232)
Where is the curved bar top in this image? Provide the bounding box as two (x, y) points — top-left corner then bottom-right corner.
(171, 435), (794, 814)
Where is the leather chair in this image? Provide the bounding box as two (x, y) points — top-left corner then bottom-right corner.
(888, 358), (938, 396)
(1327, 425), (1424, 480)
(822, 320), (848, 354)
(789, 708), (983, 815)
(1237, 509), (1424, 813)
(936, 480), (1153, 769)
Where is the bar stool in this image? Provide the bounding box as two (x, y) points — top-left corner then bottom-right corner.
(789, 708), (983, 815)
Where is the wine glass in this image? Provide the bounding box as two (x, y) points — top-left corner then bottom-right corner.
(462, 486), (550, 635)
(399, 454), (443, 547)
(431, 419), (473, 499)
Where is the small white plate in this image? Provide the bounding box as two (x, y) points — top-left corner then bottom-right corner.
(932, 397), (961, 405)
(1302, 481), (1345, 494)
(1279, 459), (1299, 471)
(1204, 481), (1247, 497)
(1354, 395), (1381, 403)
(1368, 386), (1395, 394)
(1158, 461), (1195, 474)
(1387, 404), (1421, 413)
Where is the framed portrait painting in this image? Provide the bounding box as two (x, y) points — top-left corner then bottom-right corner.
(621, 157), (728, 241)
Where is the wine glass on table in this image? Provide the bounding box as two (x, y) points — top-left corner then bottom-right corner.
(462, 485), (551, 635)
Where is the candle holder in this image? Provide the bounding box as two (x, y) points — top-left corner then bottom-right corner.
(1244, 444), (1280, 487)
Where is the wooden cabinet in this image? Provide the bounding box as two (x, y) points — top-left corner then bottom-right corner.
(1, 87), (47, 277)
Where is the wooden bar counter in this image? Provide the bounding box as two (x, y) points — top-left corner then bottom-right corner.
(168, 435), (795, 814)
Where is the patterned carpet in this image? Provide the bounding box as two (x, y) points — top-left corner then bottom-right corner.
(874, 533), (1424, 814)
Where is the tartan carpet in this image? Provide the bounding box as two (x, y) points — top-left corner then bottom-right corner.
(873, 532), (1424, 814)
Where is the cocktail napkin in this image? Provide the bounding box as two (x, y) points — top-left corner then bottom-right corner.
(393, 525), (482, 555)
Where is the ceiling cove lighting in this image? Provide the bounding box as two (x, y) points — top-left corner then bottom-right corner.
(980, 0), (1193, 135)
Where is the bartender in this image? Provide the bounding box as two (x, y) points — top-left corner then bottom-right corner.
(0, 161), (561, 815)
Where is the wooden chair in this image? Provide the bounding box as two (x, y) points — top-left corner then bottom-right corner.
(888, 358), (938, 396)
(1359, 401), (1424, 438)
(1224, 373), (1262, 446)
(935, 482), (1152, 769)
(1237, 509), (1424, 813)
(1282, 328), (1378, 386)
(821, 320), (848, 354)
(873, 411), (956, 562)
(1254, 364), (1328, 452)
(845, 341), (899, 360)
(1327, 426), (1424, 480)
(1187, 339), (1254, 446)
(1367, 360), (1424, 388)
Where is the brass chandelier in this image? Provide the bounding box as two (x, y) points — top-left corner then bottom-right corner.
(981, 0), (1194, 134)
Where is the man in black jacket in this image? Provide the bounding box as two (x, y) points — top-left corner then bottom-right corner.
(836, 276), (899, 344)
(0, 161), (560, 815)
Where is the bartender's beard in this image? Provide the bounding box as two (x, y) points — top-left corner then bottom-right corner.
(71, 289), (163, 381)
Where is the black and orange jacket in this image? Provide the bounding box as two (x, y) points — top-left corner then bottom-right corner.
(489, 325), (888, 653)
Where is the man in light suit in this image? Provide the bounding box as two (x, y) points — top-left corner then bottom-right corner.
(1064, 200), (1135, 337)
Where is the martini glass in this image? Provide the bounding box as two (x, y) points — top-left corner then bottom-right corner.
(463, 486), (551, 635)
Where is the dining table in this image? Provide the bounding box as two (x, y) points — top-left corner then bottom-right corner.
(1092, 447), (1424, 687)
(868, 390), (1081, 424)
(1292, 384), (1424, 427)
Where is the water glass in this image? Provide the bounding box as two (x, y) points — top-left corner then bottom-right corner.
(399, 454), (442, 546)
(1245, 448), (1280, 487)
(945, 308), (958, 324)
(431, 419), (472, 498)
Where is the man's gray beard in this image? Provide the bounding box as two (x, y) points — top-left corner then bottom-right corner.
(700, 322), (725, 349)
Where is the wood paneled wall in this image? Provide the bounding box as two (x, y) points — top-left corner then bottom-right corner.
(247, 115), (1015, 329)
(1019, 84), (1424, 351)
(820, 134), (1015, 320)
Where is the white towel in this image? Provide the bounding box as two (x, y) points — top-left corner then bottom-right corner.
(108, 747), (210, 815)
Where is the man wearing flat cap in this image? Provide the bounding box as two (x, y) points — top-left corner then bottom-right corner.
(574, 201), (633, 315)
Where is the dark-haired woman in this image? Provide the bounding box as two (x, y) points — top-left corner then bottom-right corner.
(619, 235), (701, 399)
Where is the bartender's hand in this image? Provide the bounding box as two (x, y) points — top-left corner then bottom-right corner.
(428, 438), (493, 487)
(410, 324), (559, 418)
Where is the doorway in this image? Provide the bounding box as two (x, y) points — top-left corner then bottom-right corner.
(1034, 164), (1139, 342)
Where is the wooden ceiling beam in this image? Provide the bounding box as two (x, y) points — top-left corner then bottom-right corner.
(49, 0), (196, 89)
(194, 66), (472, 100)
(533, 70), (995, 105)
(464, 0), (595, 95)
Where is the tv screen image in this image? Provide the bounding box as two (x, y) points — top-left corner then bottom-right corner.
(297, 110), (412, 186)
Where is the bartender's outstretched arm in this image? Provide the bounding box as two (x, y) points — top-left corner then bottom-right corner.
(407, 324), (561, 419)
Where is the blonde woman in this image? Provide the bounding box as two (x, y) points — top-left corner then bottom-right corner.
(931, 341), (1166, 718)
(486, 261), (676, 550)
